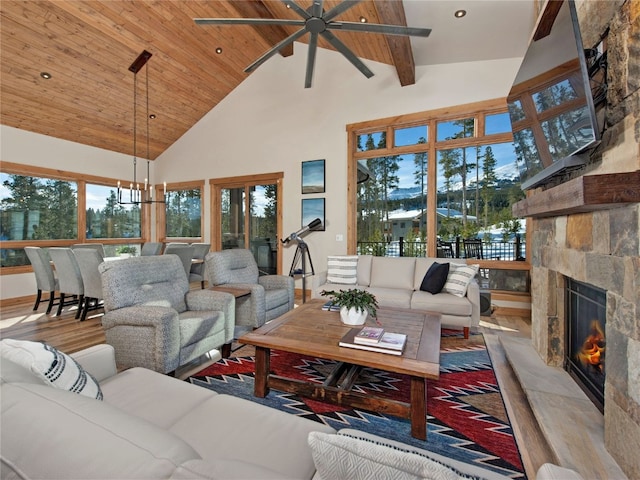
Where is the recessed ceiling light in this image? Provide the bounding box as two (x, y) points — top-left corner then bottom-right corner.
(149, 114), (156, 119)
(215, 47), (223, 54)
(359, 16), (367, 23)
(454, 10), (466, 18)
(40, 72), (52, 79)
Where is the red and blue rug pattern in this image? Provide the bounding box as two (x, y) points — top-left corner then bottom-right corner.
(189, 330), (526, 479)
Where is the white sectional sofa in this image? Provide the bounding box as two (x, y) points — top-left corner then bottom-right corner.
(0, 341), (584, 480)
(313, 255), (481, 338)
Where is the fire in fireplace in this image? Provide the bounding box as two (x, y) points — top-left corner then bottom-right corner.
(565, 278), (606, 412)
(578, 320), (605, 373)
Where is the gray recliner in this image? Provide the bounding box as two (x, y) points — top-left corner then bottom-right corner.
(205, 249), (294, 330)
(99, 255), (235, 374)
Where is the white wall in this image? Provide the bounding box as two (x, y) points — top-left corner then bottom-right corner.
(0, 126), (133, 175)
(1, 44), (522, 300)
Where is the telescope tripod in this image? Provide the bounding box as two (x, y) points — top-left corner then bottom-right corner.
(288, 239), (314, 303)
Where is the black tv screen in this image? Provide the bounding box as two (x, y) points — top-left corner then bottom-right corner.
(507, 0), (603, 190)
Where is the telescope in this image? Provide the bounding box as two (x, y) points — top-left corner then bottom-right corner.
(282, 218), (321, 304)
(281, 218), (322, 245)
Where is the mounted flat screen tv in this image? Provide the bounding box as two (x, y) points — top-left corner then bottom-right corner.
(507, 0), (604, 190)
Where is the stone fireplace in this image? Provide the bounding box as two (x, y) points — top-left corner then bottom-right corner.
(519, 1), (639, 478)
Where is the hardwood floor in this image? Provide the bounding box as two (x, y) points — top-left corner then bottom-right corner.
(0, 294), (551, 479)
(0, 300), (106, 353)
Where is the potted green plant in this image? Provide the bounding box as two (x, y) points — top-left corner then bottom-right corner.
(116, 245), (137, 258)
(320, 288), (378, 325)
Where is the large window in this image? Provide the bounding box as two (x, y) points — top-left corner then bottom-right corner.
(348, 98), (530, 294)
(166, 189), (201, 238)
(0, 162), (146, 270)
(157, 181), (204, 242)
(86, 183), (140, 239)
(1, 173), (78, 241)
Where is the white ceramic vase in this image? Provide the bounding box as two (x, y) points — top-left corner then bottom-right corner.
(339, 306), (368, 326)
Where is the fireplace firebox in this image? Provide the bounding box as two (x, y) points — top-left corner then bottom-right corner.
(565, 278), (606, 413)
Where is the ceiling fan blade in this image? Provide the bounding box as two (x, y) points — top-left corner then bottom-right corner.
(311, 0), (324, 18)
(324, 0), (362, 22)
(305, 32), (319, 88)
(328, 21), (432, 37)
(320, 30), (374, 79)
(281, 0), (311, 20)
(245, 28), (308, 73)
(194, 18), (304, 27)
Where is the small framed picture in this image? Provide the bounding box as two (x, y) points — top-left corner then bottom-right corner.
(301, 198), (325, 231)
(301, 159), (325, 194)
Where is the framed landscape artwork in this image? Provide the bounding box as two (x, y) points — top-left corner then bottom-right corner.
(301, 159), (325, 194)
(301, 198), (325, 231)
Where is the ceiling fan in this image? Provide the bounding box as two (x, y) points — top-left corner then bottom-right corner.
(194, 0), (431, 88)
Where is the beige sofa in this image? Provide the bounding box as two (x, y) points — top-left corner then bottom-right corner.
(0, 342), (584, 480)
(313, 255), (480, 338)
(1, 343), (334, 479)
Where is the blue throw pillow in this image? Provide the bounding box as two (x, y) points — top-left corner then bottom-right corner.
(419, 262), (449, 294)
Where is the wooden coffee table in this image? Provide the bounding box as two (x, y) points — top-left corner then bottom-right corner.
(239, 299), (441, 439)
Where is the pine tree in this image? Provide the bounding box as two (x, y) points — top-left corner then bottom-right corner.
(412, 137), (427, 236)
(480, 146), (497, 229)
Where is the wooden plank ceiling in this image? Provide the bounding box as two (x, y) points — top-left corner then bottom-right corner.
(0, 0), (414, 160)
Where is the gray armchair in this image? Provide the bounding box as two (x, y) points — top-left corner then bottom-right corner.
(205, 249), (294, 329)
(99, 255), (235, 374)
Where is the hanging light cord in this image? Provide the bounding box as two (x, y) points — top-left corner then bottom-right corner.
(146, 61), (151, 185)
(132, 66), (138, 188)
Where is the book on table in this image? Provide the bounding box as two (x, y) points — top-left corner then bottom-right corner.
(339, 329), (407, 355)
(321, 301), (341, 312)
(353, 326), (385, 345)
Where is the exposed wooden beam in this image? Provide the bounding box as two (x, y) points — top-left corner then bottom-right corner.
(229, 0), (294, 58)
(372, 0), (415, 86)
(512, 171), (640, 218)
(533, 0), (564, 41)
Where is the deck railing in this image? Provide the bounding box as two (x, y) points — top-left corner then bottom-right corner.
(357, 235), (525, 261)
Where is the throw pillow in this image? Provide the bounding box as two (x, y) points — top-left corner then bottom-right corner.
(308, 431), (483, 480)
(420, 262), (450, 294)
(0, 339), (103, 400)
(443, 263), (479, 298)
(326, 255), (358, 285)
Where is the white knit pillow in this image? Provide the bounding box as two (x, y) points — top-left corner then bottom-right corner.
(326, 255), (358, 285)
(308, 431), (472, 480)
(443, 263), (479, 298)
(0, 339), (103, 400)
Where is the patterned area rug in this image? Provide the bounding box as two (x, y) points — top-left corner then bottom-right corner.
(188, 330), (525, 479)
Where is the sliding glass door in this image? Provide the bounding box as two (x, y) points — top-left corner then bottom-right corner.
(211, 173), (283, 275)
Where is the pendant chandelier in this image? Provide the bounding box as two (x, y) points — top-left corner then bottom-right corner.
(117, 50), (165, 205)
